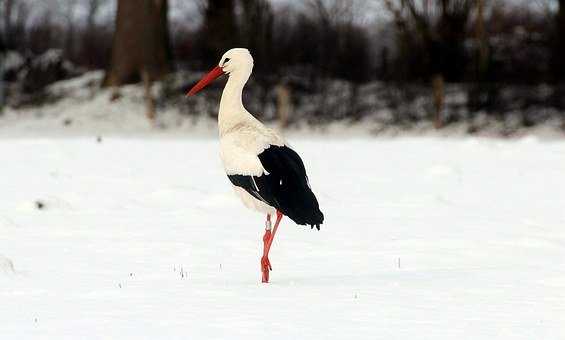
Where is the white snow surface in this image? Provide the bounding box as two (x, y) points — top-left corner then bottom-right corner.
(1, 137), (565, 339)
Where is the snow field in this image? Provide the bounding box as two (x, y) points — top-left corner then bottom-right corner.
(1, 137), (564, 339)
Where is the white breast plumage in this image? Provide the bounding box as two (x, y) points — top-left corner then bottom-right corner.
(219, 121), (284, 176)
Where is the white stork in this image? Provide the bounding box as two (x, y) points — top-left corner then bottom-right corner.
(187, 48), (324, 283)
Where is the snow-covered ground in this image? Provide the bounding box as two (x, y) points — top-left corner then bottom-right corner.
(1, 136), (564, 339)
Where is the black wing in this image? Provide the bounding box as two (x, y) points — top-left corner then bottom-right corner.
(228, 145), (324, 230)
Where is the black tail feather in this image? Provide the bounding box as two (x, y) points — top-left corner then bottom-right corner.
(228, 145), (324, 230)
(257, 145), (324, 230)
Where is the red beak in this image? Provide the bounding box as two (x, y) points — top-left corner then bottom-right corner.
(186, 66), (225, 96)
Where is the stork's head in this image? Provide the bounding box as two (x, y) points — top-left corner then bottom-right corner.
(187, 48), (254, 96)
(219, 48), (254, 75)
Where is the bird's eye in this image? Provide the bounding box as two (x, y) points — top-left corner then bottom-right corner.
(224, 58), (231, 64)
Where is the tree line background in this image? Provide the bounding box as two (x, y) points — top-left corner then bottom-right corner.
(1, 0), (564, 132)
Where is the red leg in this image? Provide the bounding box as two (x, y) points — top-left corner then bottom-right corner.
(261, 230), (272, 282)
(261, 211), (283, 283)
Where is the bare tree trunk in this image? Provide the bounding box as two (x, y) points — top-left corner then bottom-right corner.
(9, 1), (28, 52)
(468, 0), (489, 119)
(3, 0), (14, 47)
(559, 0), (565, 128)
(86, 0), (102, 32)
(142, 70), (156, 121)
(82, 0), (104, 68)
(275, 84), (291, 129)
(0, 40), (5, 114)
(476, 0), (488, 76)
(558, 0), (565, 82)
(240, 0), (273, 72)
(103, 0), (172, 87)
(63, 0), (78, 60)
(199, 0), (238, 62)
(432, 74), (444, 129)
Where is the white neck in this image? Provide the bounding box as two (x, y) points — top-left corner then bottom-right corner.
(218, 70), (252, 136)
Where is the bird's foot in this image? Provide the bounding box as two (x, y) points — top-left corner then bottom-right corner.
(261, 256), (272, 283)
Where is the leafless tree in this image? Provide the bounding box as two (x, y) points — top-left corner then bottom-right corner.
(555, 0), (565, 116)
(305, 0), (372, 119)
(61, 0), (79, 59)
(557, 0), (565, 82)
(383, 0), (474, 128)
(475, 0), (488, 76)
(197, 0), (238, 62)
(79, 0), (109, 69)
(2, 0), (14, 44)
(104, 0), (172, 86)
(104, 0), (172, 120)
(2, 0), (29, 49)
(86, 0), (104, 33)
(238, 0), (273, 74)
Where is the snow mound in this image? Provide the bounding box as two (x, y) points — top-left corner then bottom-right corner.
(4, 51), (25, 73)
(0, 255), (15, 275)
(2, 72), (218, 137)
